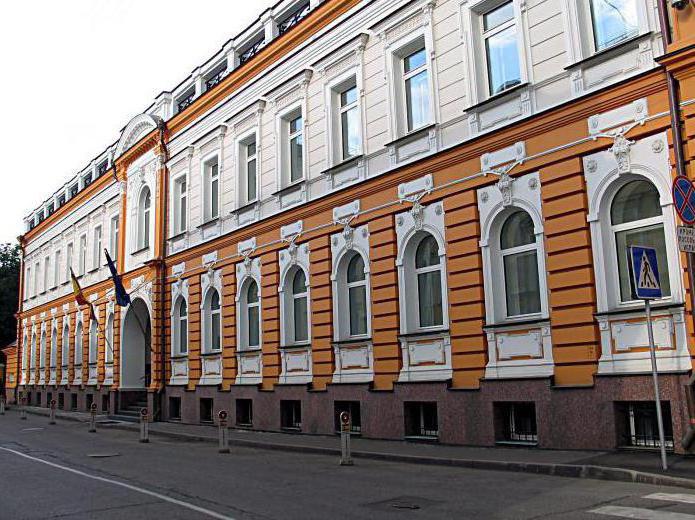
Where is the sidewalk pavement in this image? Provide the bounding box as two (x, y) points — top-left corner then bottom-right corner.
(9, 405), (695, 490)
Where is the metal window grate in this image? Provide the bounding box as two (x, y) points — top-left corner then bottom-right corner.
(239, 38), (265, 65)
(503, 403), (538, 443)
(177, 91), (196, 113)
(623, 402), (674, 450)
(278, 2), (310, 35)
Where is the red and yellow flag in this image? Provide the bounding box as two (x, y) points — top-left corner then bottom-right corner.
(70, 268), (96, 321)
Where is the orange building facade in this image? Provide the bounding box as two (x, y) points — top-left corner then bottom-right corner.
(14, 0), (695, 451)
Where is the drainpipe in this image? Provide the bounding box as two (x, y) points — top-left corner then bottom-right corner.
(656, 0), (695, 450)
(156, 119), (169, 421)
(15, 237), (26, 405)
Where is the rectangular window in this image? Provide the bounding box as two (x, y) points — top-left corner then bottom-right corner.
(53, 250), (60, 288)
(58, 393), (64, 410)
(403, 46), (430, 132)
(246, 140), (257, 202)
(496, 402), (538, 444)
(339, 85), (360, 160)
(66, 243), (74, 280)
(169, 397), (182, 420)
(280, 400), (302, 430)
(482, 1), (521, 96)
(590, 0), (639, 51)
(236, 399), (253, 427)
(92, 226), (102, 269)
(404, 402), (438, 438)
(43, 256), (50, 293)
(71, 393), (77, 411)
(204, 157), (219, 221)
(334, 401), (361, 433)
(211, 312), (221, 352)
(503, 250), (541, 316)
(78, 235), (87, 275)
(618, 401), (674, 450)
(25, 266), (31, 298)
(293, 296), (308, 343)
(34, 262), (39, 297)
(289, 115), (303, 182)
(109, 216), (119, 262)
(417, 271), (443, 328)
(173, 176), (187, 234)
(199, 398), (214, 423)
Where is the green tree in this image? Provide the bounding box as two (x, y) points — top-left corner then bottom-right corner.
(0, 243), (20, 347)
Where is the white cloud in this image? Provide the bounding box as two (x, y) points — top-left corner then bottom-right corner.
(0, 0), (273, 243)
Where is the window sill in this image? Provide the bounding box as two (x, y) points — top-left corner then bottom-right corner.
(321, 155), (363, 176)
(594, 302), (684, 318)
(197, 218), (220, 230)
(398, 328), (450, 340)
(200, 350), (222, 357)
(279, 342), (311, 350)
(131, 246), (150, 256)
(496, 440), (538, 447)
(385, 123), (436, 148)
(465, 82), (529, 113)
(235, 423), (253, 429)
(88, 267), (99, 274)
(483, 317), (549, 331)
(332, 337), (372, 346)
(231, 200), (259, 214)
(238, 346), (262, 353)
(168, 231), (187, 242)
(404, 435), (439, 442)
(171, 353), (189, 360)
(272, 179), (306, 197)
(564, 32), (651, 71)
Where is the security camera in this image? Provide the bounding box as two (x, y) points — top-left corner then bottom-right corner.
(672, 0), (689, 10)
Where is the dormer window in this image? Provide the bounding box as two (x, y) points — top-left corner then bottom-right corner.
(278, 1), (310, 35)
(97, 160), (109, 177)
(204, 61), (228, 91)
(37, 211), (45, 223)
(83, 173), (93, 188)
(58, 194), (66, 207)
(47, 203), (55, 216)
(239, 36), (265, 65)
(69, 184), (78, 198)
(176, 88), (196, 113)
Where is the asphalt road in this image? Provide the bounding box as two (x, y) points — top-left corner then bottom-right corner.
(0, 412), (694, 520)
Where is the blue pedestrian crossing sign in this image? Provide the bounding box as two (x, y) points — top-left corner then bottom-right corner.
(629, 246), (662, 300)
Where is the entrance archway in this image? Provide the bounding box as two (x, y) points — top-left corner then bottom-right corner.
(120, 298), (151, 389)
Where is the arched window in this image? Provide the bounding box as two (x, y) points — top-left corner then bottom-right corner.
(61, 324), (70, 366)
(246, 280), (260, 349)
(75, 322), (83, 365)
(105, 314), (114, 363)
(174, 298), (188, 355)
(50, 327), (57, 368)
(289, 269), (309, 343)
(39, 331), (46, 368)
(346, 254), (368, 336)
(203, 289), (221, 353)
(414, 234), (444, 328)
(30, 333), (36, 369)
(500, 210), (541, 317)
(89, 319), (98, 364)
(138, 187), (151, 250)
(611, 180), (669, 302)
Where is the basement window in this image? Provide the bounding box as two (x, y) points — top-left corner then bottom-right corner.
(618, 401), (674, 450)
(404, 402), (438, 439)
(496, 402), (538, 445)
(236, 399), (253, 427)
(281, 400), (302, 430)
(199, 398), (214, 424)
(169, 397), (181, 421)
(334, 401), (361, 434)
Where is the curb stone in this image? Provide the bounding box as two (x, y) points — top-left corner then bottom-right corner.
(14, 407), (695, 490)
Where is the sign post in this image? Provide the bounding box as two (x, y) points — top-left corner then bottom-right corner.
(139, 408), (149, 443)
(218, 410), (230, 454)
(629, 245), (668, 471)
(49, 399), (56, 425)
(339, 411), (353, 466)
(20, 397), (27, 420)
(89, 402), (97, 433)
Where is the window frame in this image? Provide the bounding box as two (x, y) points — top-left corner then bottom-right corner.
(202, 152), (221, 223)
(173, 296), (189, 356)
(66, 242), (74, 281)
(585, 0), (645, 54)
(109, 215), (119, 262)
(172, 172), (188, 235)
(61, 322), (70, 367)
(105, 313), (114, 364)
(50, 326), (58, 369)
(74, 320), (83, 366)
(325, 71), (364, 167)
(277, 104), (306, 189)
(53, 250), (61, 288)
(89, 318), (98, 364)
(237, 276), (262, 352)
(236, 129), (259, 205)
(280, 266), (311, 346)
(202, 287), (222, 354)
(334, 249), (371, 340)
(480, 1), (522, 97)
(137, 186), (152, 251)
(92, 225), (102, 270)
(78, 234), (87, 276)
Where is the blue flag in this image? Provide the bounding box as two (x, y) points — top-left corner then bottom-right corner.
(105, 249), (131, 307)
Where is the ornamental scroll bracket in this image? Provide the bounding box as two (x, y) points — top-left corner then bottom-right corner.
(592, 121), (642, 175)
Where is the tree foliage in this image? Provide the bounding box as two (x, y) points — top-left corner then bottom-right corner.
(0, 243), (20, 347)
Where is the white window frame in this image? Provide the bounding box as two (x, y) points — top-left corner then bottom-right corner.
(50, 326), (57, 368)
(105, 312), (114, 364)
(30, 333), (36, 369)
(276, 104), (306, 189)
(74, 320), (83, 366)
(460, 0), (529, 106)
(39, 330), (46, 369)
(137, 186), (152, 251)
(43, 256), (50, 293)
(66, 243), (74, 281)
(61, 322), (70, 367)
(109, 215), (119, 261)
(172, 172), (188, 235)
(78, 234), (87, 275)
(326, 72), (364, 166)
(236, 258), (262, 353)
(201, 152), (221, 223)
(173, 296), (189, 356)
(386, 30), (437, 139)
(278, 243), (311, 347)
(53, 250), (61, 288)
(236, 129), (259, 205)
(25, 265), (31, 299)
(92, 225), (102, 270)
(396, 203), (449, 334)
(332, 241), (372, 341)
(89, 319), (98, 364)
(202, 287), (222, 354)
(33, 261), (39, 296)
